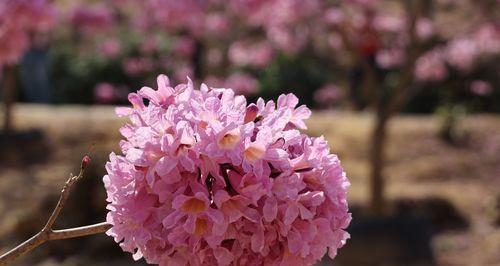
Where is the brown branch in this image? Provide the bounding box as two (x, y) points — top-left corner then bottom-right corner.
(382, 0), (424, 119)
(336, 18), (380, 110)
(0, 158), (111, 266)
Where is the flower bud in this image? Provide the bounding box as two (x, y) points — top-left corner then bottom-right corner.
(81, 155), (91, 169)
(244, 104), (259, 123)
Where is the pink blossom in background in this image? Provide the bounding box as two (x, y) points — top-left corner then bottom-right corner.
(173, 65), (194, 83)
(0, 27), (29, 66)
(376, 48), (405, 69)
(104, 74), (350, 265)
(69, 5), (114, 35)
(140, 36), (161, 55)
(205, 13), (230, 36)
(94, 82), (117, 104)
(204, 74), (259, 96)
(262, 0), (320, 27)
(149, 0), (204, 36)
(172, 37), (196, 58)
(98, 38), (122, 58)
(224, 73), (259, 96)
(347, 0), (379, 7)
(470, 80), (493, 96)
(415, 50), (448, 82)
(267, 25), (309, 55)
(437, 0), (457, 5)
(207, 48), (223, 67)
(473, 23), (500, 55)
(0, 0), (56, 66)
(228, 0), (270, 27)
(229, 41), (274, 68)
(373, 14), (406, 33)
(327, 33), (344, 50)
(445, 38), (478, 72)
(314, 84), (344, 106)
(203, 75), (225, 88)
(416, 18), (435, 40)
(324, 8), (344, 25)
(123, 57), (154, 76)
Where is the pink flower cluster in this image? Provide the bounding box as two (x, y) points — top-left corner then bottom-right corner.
(69, 5), (114, 35)
(314, 84), (344, 106)
(229, 41), (274, 68)
(104, 75), (351, 265)
(414, 22), (500, 83)
(0, 0), (56, 66)
(415, 50), (448, 82)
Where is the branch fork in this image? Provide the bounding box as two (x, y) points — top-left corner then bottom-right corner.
(0, 157), (110, 265)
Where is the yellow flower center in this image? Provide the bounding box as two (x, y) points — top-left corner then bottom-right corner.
(244, 145), (265, 162)
(194, 218), (208, 236)
(218, 131), (240, 149)
(181, 198), (206, 214)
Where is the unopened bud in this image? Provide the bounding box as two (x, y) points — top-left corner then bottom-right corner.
(81, 155), (91, 169)
(244, 104), (259, 124)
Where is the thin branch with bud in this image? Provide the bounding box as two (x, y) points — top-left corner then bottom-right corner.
(0, 156), (110, 266)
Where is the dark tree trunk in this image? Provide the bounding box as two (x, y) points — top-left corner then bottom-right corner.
(370, 111), (389, 215)
(192, 40), (204, 79)
(2, 65), (16, 133)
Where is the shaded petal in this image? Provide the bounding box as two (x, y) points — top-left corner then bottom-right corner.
(156, 157), (178, 178)
(287, 229), (302, 254)
(163, 210), (184, 229)
(214, 247), (234, 266)
(263, 197), (278, 222)
(284, 204), (299, 225)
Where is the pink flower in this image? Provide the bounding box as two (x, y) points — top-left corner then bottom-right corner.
(314, 84), (344, 106)
(0, 0), (56, 66)
(173, 65), (194, 83)
(474, 24), (500, 55)
(373, 14), (406, 33)
(123, 57), (154, 76)
(140, 36), (161, 55)
(229, 41), (274, 68)
(324, 8), (344, 25)
(104, 74), (350, 265)
(224, 73), (260, 96)
(415, 50), (448, 82)
(416, 18), (435, 40)
(205, 13), (230, 36)
(445, 38), (478, 72)
(376, 48), (405, 69)
(470, 80), (493, 96)
(204, 74), (259, 96)
(98, 38), (121, 58)
(94, 82), (117, 104)
(172, 37), (195, 58)
(69, 5), (114, 35)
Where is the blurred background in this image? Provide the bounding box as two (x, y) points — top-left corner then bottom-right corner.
(0, 0), (499, 265)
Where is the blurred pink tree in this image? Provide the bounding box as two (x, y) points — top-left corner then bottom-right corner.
(0, 0), (56, 132)
(314, 0), (499, 214)
(62, 0), (498, 215)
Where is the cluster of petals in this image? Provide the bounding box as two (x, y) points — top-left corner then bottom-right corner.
(415, 50), (448, 82)
(104, 74), (351, 265)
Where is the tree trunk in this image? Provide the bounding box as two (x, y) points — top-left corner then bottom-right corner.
(2, 65), (16, 133)
(192, 40), (204, 79)
(370, 112), (389, 215)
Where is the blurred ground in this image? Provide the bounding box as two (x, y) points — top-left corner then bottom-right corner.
(0, 105), (499, 266)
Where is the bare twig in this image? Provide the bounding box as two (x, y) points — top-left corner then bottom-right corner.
(0, 157), (111, 265)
